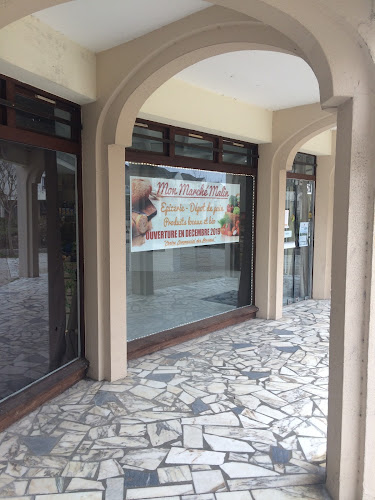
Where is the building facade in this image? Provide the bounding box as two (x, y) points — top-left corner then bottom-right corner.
(0, 1), (374, 499)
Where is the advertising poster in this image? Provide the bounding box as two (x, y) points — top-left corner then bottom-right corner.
(130, 176), (241, 252)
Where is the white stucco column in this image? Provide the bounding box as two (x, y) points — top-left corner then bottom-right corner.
(326, 96), (375, 500)
(312, 133), (336, 299)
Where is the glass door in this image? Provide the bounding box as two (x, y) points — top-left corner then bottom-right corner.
(283, 178), (315, 305)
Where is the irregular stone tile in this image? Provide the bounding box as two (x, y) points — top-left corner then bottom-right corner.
(204, 434), (254, 452)
(119, 424), (146, 436)
(88, 424), (117, 440)
(234, 394), (260, 410)
(251, 390), (287, 409)
(61, 461), (99, 478)
(146, 373), (175, 383)
(126, 484), (194, 499)
(97, 459), (123, 480)
(28, 478), (58, 494)
(251, 485), (331, 499)
(241, 409), (273, 424)
(147, 419), (182, 446)
(205, 426), (277, 446)
(271, 446), (292, 464)
(157, 465), (192, 484)
(183, 425), (203, 449)
(192, 470), (226, 494)
(239, 415), (269, 429)
(221, 462), (279, 478)
(92, 391), (121, 406)
(168, 352), (192, 359)
(271, 417), (303, 438)
(273, 329), (294, 336)
(23, 436), (60, 456)
(105, 477), (124, 500)
(121, 448), (169, 470)
(59, 421), (91, 433)
(130, 385), (165, 400)
(182, 495), (215, 500)
(66, 479), (105, 491)
(99, 384), (131, 393)
(181, 412), (239, 426)
(179, 391), (196, 405)
(92, 436), (149, 449)
(124, 470), (159, 488)
(228, 473), (323, 491)
(165, 447), (225, 465)
(298, 438), (326, 462)
(4, 462), (28, 478)
(216, 492), (252, 500)
(192, 399), (211, 415)
(232, 343), (255, 349)
(276, 346), (300, 354)
(206, 382), (226, 394)
(241, 371), (271, 380)
(282, 399), (313, 417)
(34, 494), (102, 500)
(294, 421), (326, 438)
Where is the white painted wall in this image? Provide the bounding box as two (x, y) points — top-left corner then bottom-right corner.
(0, 16), (96, 103)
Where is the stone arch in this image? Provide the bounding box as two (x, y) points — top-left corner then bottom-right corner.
(254, 107), (336, 319)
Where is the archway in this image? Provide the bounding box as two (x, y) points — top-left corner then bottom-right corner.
(1, 2), (375, 498)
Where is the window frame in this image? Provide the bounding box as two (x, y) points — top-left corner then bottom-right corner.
(0, 73), (86, 430)
(126, 118), (259, 175)
(125, 118), (259, 358)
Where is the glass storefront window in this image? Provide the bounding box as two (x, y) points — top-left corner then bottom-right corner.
(283, 178), (315, 305)
(125, 162), (255, 342)
(0, 140), (80, 401)
(175, 135), (214, 160)
(132, 126), (164, 153)
(14, 93), (74, 140)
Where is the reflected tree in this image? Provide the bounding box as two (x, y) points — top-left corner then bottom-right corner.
(0, 160), (17, 256)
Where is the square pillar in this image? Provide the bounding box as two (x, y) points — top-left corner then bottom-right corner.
(327, 95), (375, 500)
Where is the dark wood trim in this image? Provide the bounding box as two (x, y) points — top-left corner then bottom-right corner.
(217, 137), (223, 164)
(77, 147), (85, 359)
(0, 124), (81, 155)
(5, 79), (16, 128)
(287, 172), (316, 181)
(125, 150), (258, 176)
(0, 359), (88, 433)
(169, 126), (176, 158)
(0, 72), (81, 108)
(128, 305), (258, 360)
(136, 117), (257, 150)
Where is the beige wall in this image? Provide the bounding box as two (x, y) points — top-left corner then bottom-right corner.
(300, 129), (333, 156)
(313, 131), (336, 299)
(0, 16), (96, 103)
(139, 77), (272, 143)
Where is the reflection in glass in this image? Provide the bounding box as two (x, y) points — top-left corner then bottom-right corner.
(0, 140), (80, 401)
(283, 178), (315, 305)
(126, 162), (255, 341)
(175, 135), (214, 160)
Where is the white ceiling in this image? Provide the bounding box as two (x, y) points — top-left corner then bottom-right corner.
(175, 51), (320, 110)
(32, 3), (320, 110)
(33, 0), (211, 53)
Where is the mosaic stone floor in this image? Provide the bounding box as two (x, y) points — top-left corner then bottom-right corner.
(0, 300), (331, 499)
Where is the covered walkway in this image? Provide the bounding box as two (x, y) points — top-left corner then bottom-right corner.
(0, 300), (330, 499)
